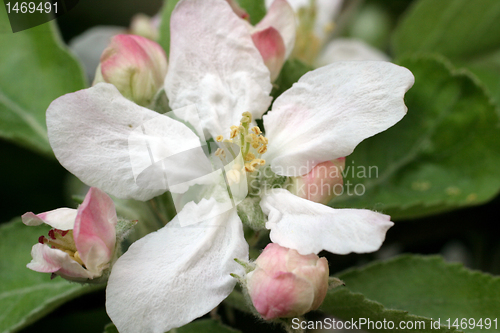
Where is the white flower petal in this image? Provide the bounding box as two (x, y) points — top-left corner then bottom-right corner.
(47, 83), (203, 201)
(316, 38), (390, 66)
(22, 208), (77, 230)
(260, 189), (394, 255)
(255, 0), (296, 58)
(264, 61), (414, 176)
(27, 244), (94, 280)
(165, 0), (272, 139)
(106, 200), (248, 333)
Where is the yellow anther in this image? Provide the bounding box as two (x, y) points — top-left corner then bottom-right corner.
(251, 126), (262, 135)
(215, 148), (225, 158)
(244, 153), (255, 161)
(251, 141), (260, 149)
(258, 136), (268, 144)
(256, 159), (265, 165)
(258, 145), (267, 154)
(244, 163), (255, 172)
(216, 135), (224, 142)
(230, 125), (240, 139)
(250, 160), (260, 168)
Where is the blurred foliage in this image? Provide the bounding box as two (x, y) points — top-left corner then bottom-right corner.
(324, 255), (500, 333)
(332, 55), (500, 219)
(0, 5), (86, 156)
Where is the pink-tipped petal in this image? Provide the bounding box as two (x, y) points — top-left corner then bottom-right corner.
(22, 208), (77, 230)
(27, 244), (93, 279)
(74, 187), (117, 275)
(256, 0), (296, 58)
(252, 27), (286, 81)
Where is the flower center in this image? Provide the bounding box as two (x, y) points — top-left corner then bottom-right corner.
(215, 111), (268, 174)
(39, 229), (85, 267)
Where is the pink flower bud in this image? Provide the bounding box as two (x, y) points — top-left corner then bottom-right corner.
(246, 243), (329, 320)
(288, 157), (345, 204)
(22, 187), (118, 282)
(251, 27), (286, 82)
(93, 34), (168, 106)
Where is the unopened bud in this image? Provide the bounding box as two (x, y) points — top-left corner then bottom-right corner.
(288, 157), (345, 204)
(93, 34), (168, 106)
(251, 27), (286, 82)
(245, 243), (329, 320)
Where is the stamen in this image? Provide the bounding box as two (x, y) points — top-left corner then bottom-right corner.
(251, 126), (262, 134)
(244, 163), (255, 172)
(48, 229), (56, 240)
(216, 135), (224, 142)
(215, 148), (226, 158)
(244, 153), (255, 161)
(218, 112), (269, 175)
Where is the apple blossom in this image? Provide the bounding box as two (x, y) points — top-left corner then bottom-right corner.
(93, 34), (168, 107)
(45, 0), (413, 331)
(22, 187), (117, 282)
(246, 243), (329, 320)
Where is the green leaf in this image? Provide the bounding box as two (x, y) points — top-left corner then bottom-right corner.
(0, 5), (86, 156)
(157, 0), (182, 56)
(0, 219), (101, 333)
(392, 0), (500, 60)
(321, 289), (458, 333)
(323, 255), (500, 333)
(331, 55), (500, 219)
(392, 0), (500, 108)
(235, 0), (266, 25)
(103, 319), (241, 333)
(271, 59), (313, 100)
